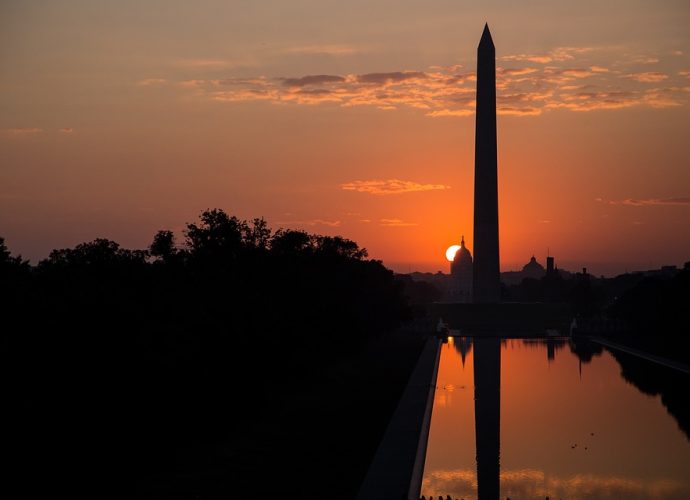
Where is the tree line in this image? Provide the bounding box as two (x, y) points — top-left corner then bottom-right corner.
(2, 209), (411, 497)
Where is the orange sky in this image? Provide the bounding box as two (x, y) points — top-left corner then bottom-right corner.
(2, 1), (690, 275)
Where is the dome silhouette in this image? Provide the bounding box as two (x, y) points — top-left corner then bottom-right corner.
(451, 235), (473, 274)
(447, 235), (473, 303)
(522, 255), (545, 279)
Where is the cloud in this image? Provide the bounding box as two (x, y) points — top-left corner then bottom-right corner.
(429, 64), (463, 72)
(426, 109), (473, 117)
(311, 219), (341, 227)
(282, 74), (346, 87)
(173, 46), (690, 117)
(183, 69), (470, 114)
(631, 56), (660, 64)
(641, 90), (683, 108)
(602, 197), (690, 206)
(498, 67), (538, 76)
(627, 71), (668, 83)
(379, 218), (418, 227)
(501, 54), (554, 64)
(357, 71), (427, 85)
(550, 46), (596, 60)
(499, 90), (553, 104)
(546, 87), (683, 111)
(178, 79), (208, 89)
(218, 77), (276, 86)
(137, 78), (168, 86)
(1, 127), (43, 137)
(280, 88), (343, 105)
(545, 67), (596, 79)
(341, 179), (450, 195)
(562, 68), (595, 78)
(501, 46), (597, 65)
(547, 90), (637, 111)
(498, 106), (542, 116)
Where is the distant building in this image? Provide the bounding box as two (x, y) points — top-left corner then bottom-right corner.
(522, 255), (546, 279)
(448, 236), (473, 303)
(501, 255), (554, 285)
(546, 256), (555, 276)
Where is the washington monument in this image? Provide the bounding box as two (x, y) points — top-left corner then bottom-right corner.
(472, 25), (502, 497)
(472, 23), (501, 303)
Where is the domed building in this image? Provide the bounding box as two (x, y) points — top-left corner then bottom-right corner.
(522, 255), (545, 279)
(448, 236), (473, 303)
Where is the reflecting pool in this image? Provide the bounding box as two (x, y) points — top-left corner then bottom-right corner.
(421, 337), (690, 499)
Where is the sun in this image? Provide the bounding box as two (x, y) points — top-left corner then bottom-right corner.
(445, 245), (461, 262)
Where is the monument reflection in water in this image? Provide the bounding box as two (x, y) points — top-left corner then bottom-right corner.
(421, 338), (690, 499)
(473, 338), (500, 499)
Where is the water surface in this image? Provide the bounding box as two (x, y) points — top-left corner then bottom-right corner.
(421, 337), (690, 499)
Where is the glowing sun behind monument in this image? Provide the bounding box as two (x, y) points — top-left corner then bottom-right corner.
(445, 245), (461, 262)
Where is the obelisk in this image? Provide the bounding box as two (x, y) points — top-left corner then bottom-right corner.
(472, 24), (500, 303)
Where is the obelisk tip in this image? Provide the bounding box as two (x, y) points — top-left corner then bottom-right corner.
(479, 23), (494, 49)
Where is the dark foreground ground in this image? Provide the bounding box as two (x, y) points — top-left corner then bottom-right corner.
(136, 331), (426, 499)
(6, 326), (425, 499)
(4, 225), (687, 498)
(2, 216), (428, 499)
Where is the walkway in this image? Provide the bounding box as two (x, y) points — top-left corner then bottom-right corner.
(356, 337), (441, 500)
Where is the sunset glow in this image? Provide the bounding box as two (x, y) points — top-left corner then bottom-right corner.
(1, 1), (689, 275)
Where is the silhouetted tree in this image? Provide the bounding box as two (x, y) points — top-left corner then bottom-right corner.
(185, 208), (246, 260)
(270, 228), (312, 255)
(609, 263), (690, 347)
(0, 236), (30, 310)
(569, 274), (605, 316)
(313, 235), (368, 260)
(0, 236), (29, 279)
(397, 276), (440, 320)
(40, 238), (147, 268)
(1, 236), (22, 266)
(149, 230), (177, 263)
(243, 217), (272, 250)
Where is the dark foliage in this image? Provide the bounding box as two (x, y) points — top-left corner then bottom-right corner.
(3, 210), (411, 498)
(502, 271), (607, 316)
(609, 262), (690, 333)
(605, 262), (690, 360)
(0, 236), (30, 306)
(396, 274), (442, 321)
